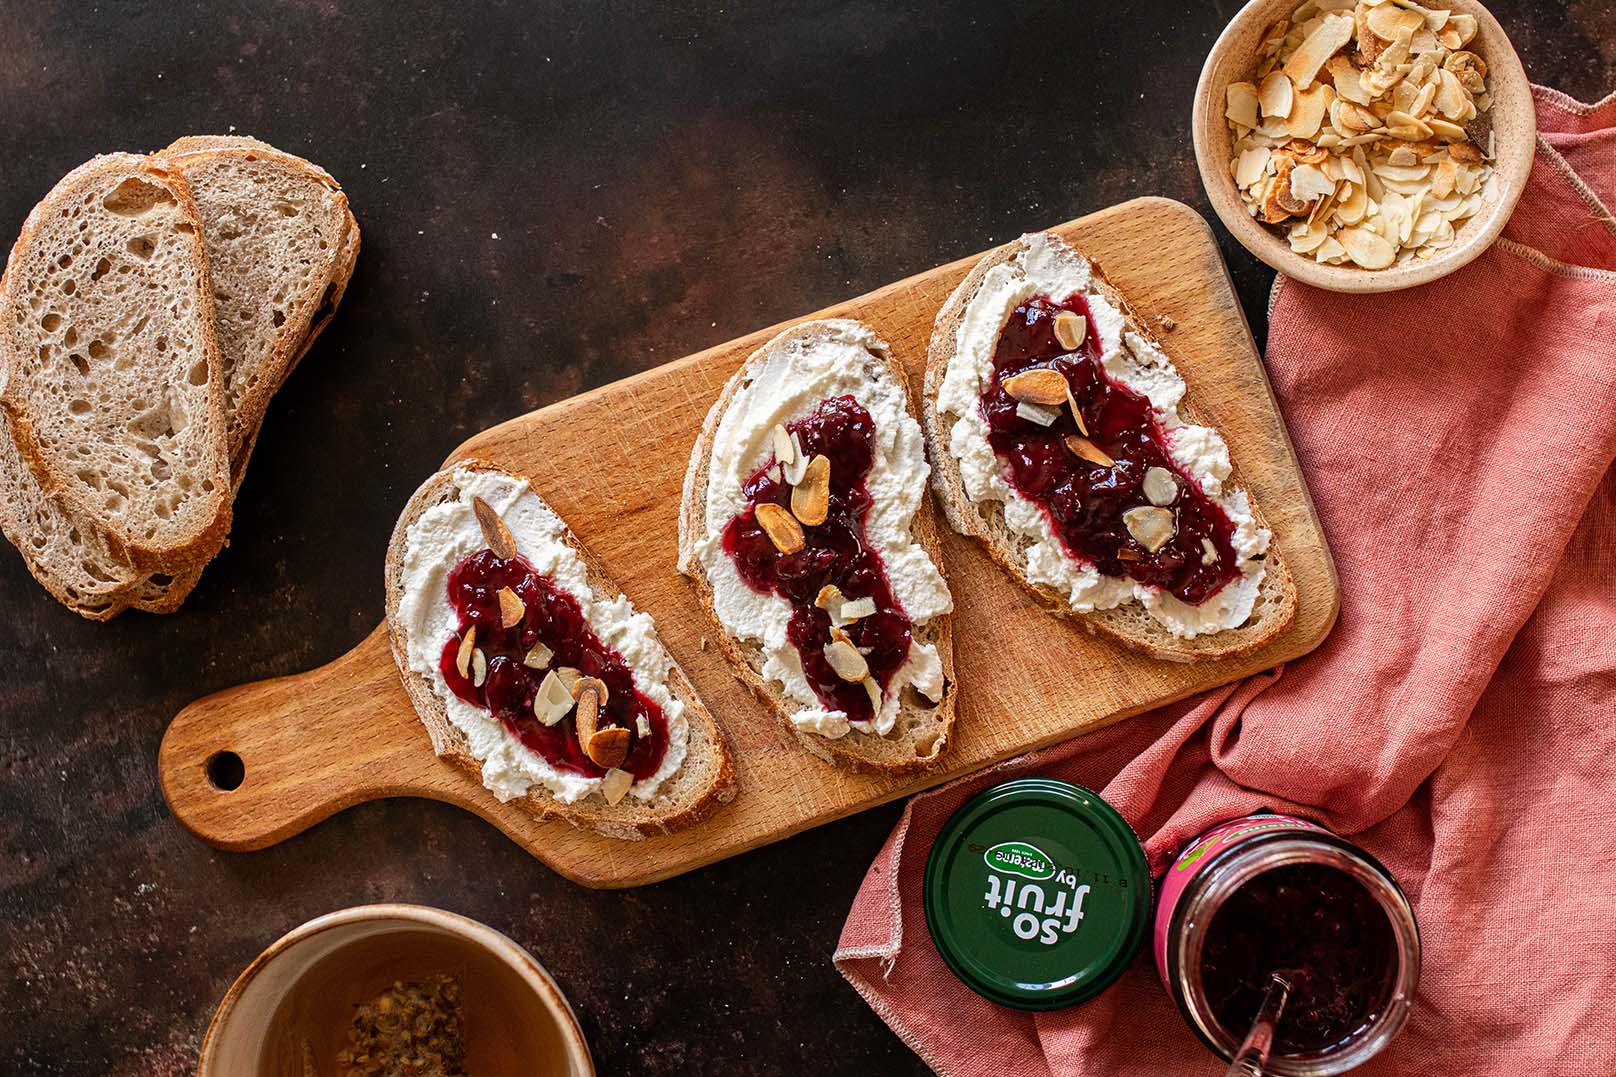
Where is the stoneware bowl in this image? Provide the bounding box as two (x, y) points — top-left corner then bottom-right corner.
(198, 904), (594, 1076)
(1193, 0), (1535, 293)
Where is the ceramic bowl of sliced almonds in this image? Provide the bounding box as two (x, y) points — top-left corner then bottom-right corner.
(1194, 0), (1535, 292)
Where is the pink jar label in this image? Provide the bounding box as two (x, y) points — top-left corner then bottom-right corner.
(1152, 814), (1328, 985)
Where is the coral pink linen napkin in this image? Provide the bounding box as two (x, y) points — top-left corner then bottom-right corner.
(836, 87), (1616, 1076)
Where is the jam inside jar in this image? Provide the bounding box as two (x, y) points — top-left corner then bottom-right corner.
(1155, 814), (1420, 1076)
(720, 395), (912, 724)
(980, 294), (1243, 606)
(1200, 863), (1398, 1055)
(437, 547), (669, 781)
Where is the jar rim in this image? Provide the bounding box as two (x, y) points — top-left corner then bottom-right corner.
(1167, 835), (1421, 1077)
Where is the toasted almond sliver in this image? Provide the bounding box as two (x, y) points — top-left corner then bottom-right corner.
(783, 431), (810, 485)
(522, 641), (553, 670)
(755, 502), (805, 554)
(1064, 435), (1115, 467)
(815, 583), (846, 611)
(1283, 13), (1353, 89)
(572, 677), (606, 754)
(587, 727), (630, 770)
(1259, 71), (1295, 120)
(862, 676), (882, 714)
(824, 638), (870, 683)
(841, 597), (877, 621)
(471, 648), (488, 688)
(600, 767), (633, 806)
(1122, 506), (1176, 553)
(1052, 311), (1087, 351)
(1143, 466), (1178, 507)
(1116, 547), (1143, 562)
(791, 454), (831, 527)
(497, 586), (525, 628)
(1016, 401), (1061, 427)
(570, 674), (610, 708)
(1065, 387), (1090, 437)
(456, 626), (477, 680)
(1338, 226), (1398, 270)
(471, 496), (518, 560)
(772, 423), (796, 467)
(1002, 368), (1069, 406)
(1201, 537), (1220, 565)
(1226, 81), (1260, 128)
(533, 670), (573, 725)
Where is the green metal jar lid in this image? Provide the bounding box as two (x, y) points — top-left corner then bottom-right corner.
(923, 778), (1151, 1011)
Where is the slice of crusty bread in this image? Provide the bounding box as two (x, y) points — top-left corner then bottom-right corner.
(0, 154), (232, 573)
(921, 234), (1296, 663)
(0, 139), (360, 618)
(385, 461), (735, 840)
(677, 320), (957, 774)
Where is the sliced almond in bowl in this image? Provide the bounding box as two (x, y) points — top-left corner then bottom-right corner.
(1259, 71), (1295, 119)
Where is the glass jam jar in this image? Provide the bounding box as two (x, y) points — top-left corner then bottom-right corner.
(1154, 814), (1420, 1075)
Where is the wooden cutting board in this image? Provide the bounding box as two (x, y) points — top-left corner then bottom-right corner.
(159, 198), (1338, 888)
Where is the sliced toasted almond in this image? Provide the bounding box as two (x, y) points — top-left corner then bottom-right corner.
(862, 676), (882, 714)
(1234, 146), (1273, 189)
(522, 641), (553, 670)
(471, 648), (487, 688)
(790, 454), (830, 527)
(755, 502), (804, 554)
(824, 637), (869, 682)
(1052, 311), (1086, 351)
(497, 586), (525, 628)
(1327, 55), (1372, 105)
(1143, 466), (1178, 507)
(771, 423), (796, 467)
(533, 670), (574, 725)
(554, 666), (582, 694)
(470, 496), (517, 560)
(572, 677), (606, 753)
(1367, 3), (1423, 43)
(455, 626), (477, 680)
(782, 431), (810, 485)
(1290, 163), (1336, 202)
(1448, 12), (1477, 46)
(1064, 435), (1114, 467)
(1116, 547), (1143, 562)
(1015, 401), (1061, 427)
(600, 766), (633, 806)
(1339, 225), (1398, 269)
(1002, 368), (1069, 406)
(1259, 70), (1294, 119)
(815, 583), (846, 611)
(570, 674), (609, 707)
(1065, 387), (1090, 437)
(1284, 12), (1354, 89)
(1122, 506), (1176, 553)
(587, 726), (630, 770)
(840, 597), (877, 621)
(1285, 83), (1333, 140)
(1226, 81), (1260, 128)
(1202, 537), (1220, 565)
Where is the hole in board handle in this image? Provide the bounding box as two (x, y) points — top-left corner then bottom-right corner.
(205, 750), (245, 792)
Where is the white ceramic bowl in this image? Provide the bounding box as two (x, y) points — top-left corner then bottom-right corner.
(1192, 0), (1536, 293)
(199, 904), (593, 1076)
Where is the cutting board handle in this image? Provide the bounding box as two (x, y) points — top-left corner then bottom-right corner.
(158, 625), (441, 850)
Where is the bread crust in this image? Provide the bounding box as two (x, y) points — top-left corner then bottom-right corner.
(677, 320), (958, 774)
(384, 460), (735, 840)
(920, 233), (1297, 663)
(0, 153), (233, 574)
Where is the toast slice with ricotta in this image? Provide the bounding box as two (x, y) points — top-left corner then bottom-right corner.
(678, 319), (957, 773)
(922, 231), (1295, 662)
(0, 138), (359, 619)
(0, 154), (232, 575)
(386, 461), (735, 840)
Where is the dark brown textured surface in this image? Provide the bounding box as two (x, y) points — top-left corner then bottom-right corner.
(0, 2), (1610, 1074)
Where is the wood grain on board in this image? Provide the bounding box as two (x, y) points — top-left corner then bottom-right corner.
(158, 198), (1339, 888)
